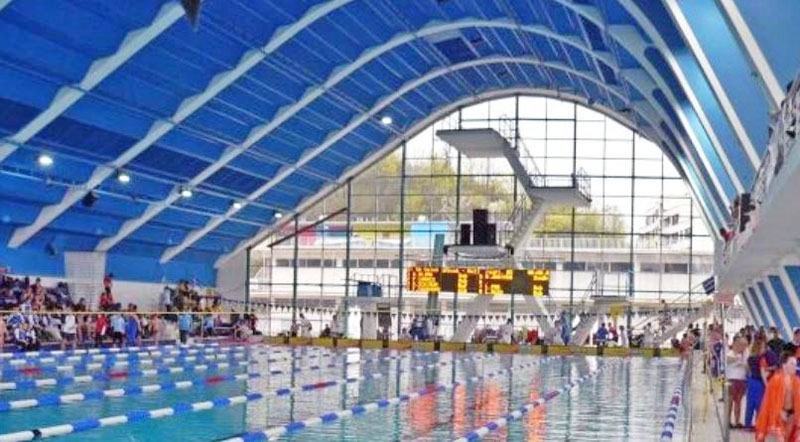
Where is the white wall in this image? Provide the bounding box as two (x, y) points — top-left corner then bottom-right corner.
(7, 274), (166, 310)
(217, 249), (247, 304)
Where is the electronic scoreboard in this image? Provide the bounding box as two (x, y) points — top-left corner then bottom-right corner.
(406, 266), (550, 296)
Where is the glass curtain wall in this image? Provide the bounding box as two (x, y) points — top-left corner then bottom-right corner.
(248, 95), (714, 339)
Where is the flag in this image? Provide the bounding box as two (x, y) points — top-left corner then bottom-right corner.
(702, 276), (716, 294)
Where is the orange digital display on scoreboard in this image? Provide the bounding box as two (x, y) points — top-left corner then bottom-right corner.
(407, 266), (549, 296)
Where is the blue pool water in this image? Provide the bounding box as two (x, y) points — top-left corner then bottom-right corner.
(0, 345), (688, 441)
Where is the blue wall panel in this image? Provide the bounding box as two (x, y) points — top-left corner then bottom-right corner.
(757, 281), (788, 337)
(768, 274), (800, 330)
(749, 286), (772, 327)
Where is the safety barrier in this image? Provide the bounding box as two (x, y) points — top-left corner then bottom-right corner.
(0, 352), (499, 441)
(265, 337), (682, 358)
(451, 362), (612, 441)
(217, 356), (553, 442)
(659, 360), (690, 442)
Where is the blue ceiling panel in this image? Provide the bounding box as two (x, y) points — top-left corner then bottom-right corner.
(1, 0), (788, 274)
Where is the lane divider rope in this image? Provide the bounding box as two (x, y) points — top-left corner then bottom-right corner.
(451, 361), (614, 441)
(659, 360), (689, 442)
(0, 349), (450, 412)
(0, 347), (352, 392)
(0, 352), (501, 441)
(0, 345), (331, 376)
(0, 342), (222, 359)
(218, 356), (555, 442)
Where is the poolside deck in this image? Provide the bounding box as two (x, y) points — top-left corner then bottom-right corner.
(688, 354), (751, 442)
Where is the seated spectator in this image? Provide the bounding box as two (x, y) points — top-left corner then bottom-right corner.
(13, 322), (38, 351)
(320, 324), (331, 338)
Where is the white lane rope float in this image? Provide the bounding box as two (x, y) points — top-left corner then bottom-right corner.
(0, 348), (449, 412)
(0, 346), (343, 391)
(216, 356), (557, 442)
(659, 360), (689, 442)
(450, 360), (615, 442)
(0, 351), (500, 441)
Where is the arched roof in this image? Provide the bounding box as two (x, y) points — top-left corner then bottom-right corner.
(0, 0), (797, 280)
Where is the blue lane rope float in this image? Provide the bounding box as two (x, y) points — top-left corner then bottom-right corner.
(0, 345), (344, 381)
(1, 349), (250, 377)
(0, 344), (331, 376)
(0, 342), (222, 359)
(217, 356), (554, 442)
(0, 352), (501, 441)
(659, 360), (689, 442)
(451, 361), (614, 442)
(0, 347), (349, 391)
(0, 342), (315, 367)
(0, 354), (259, 391)
(0, 349), (452, 412)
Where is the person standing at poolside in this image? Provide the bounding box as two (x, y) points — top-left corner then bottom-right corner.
(110, 313), (126, 348)
(756, 352), (800, 441)
(61, 307), (77, 351)
(179, 312), (192, 344)
(727, 335), (748, 428)
(125, 310), (140, 347)
(746, 338), (769, 429)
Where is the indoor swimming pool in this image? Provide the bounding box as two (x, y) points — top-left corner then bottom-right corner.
(0, 343), (688, 441)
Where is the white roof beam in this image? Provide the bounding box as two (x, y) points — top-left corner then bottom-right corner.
(717, 0), (785, 109)
(612, 0), (743, 194)
(663, 0), (760, 168)
(163, 55), (654, 262)
(164, 17), (722, 261)
(8, 0), (352, 249)
(0, 2), (184, 164)
(124, 15), (724, 257)
(213, 61), (702, 267)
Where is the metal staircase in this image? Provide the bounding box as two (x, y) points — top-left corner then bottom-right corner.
(451, 295), (492, 342)
(652, 304), (713, 347)
(570, 274), (602, 345)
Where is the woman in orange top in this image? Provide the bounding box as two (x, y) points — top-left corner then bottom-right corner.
(756, 352), (800, 442)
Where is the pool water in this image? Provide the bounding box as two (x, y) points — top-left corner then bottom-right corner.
(0, 345), (688, 441)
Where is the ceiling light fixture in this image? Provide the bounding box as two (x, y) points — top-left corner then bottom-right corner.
(180, 187), (193, 198)
(274, 212), (283, 219)
(381, 115), (393, 126)
(37, 154), (53, 167)
(117, 171), (131, 184)
(232, 201), (243, 210)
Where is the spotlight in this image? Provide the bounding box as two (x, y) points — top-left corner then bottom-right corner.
(117, 171), (131, 184)
(274, 212), (283, 219)
(180, 187), (193, 198)
(232, 201), (243, 210)
(38, 154), (53, 167)
(381, 115), (393, 126)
